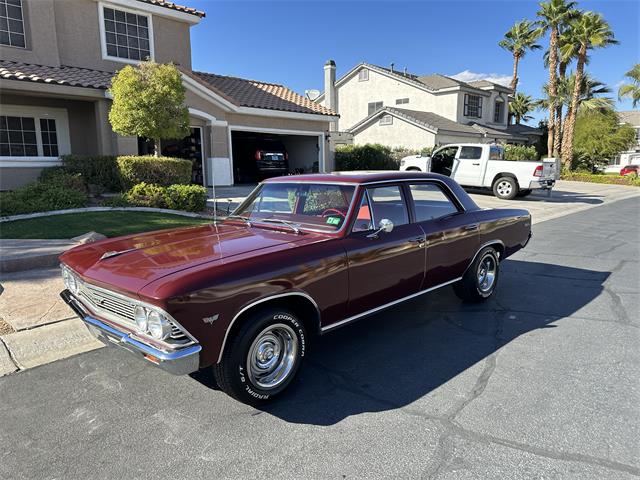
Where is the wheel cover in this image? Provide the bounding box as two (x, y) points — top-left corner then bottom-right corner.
(247, 323), (298, 390)
(497, 181), (513, 197)
(477, 254), (497, 293)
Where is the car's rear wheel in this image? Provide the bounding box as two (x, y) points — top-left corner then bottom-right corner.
(213, 308), (306, 405)
(492, 177), (518, 200)
(453, 247), (500, 302)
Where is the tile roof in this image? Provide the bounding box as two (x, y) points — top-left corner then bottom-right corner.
(135, 0), (205, 17)
(618, 110), (640, 126)
(190, 70), (336, 116)
(0, 60), (113, 89)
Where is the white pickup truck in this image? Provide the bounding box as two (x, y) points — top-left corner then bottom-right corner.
(399, 143), (557, 199)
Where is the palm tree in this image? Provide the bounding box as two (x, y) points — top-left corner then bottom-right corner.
(618, 64), (640, 108)
(560, 12), (618, 168)
(499, 20), (543, 92)
(537, 0), (578, 157)
(509, 92), (536, 124)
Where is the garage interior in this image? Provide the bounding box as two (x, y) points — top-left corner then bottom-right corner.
(231, 130), (320, 184)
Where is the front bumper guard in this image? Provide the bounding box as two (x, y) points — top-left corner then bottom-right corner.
(61, 289), (201, 375)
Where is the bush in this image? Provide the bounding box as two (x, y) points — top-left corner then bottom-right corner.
(117, 156), (192, 189)
(61, 155), (120, 192)
(561, 172), (640, 187)
(335, 144), (398, 170)
(38, 170), (86, 194)
(164, 184), (207, 212)
(100, 194), (132, 207)
(504, 145), (539, 161)
(0, 180), (87, 216)
(125, 182), (167, 208)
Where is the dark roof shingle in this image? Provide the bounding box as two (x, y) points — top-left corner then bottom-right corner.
(350, 107), (481, 135)
(0, 60), (113, 89)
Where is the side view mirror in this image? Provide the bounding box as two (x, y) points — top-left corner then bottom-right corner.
(367, 218), (394, 238)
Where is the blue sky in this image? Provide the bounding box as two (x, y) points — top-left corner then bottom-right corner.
(187, 0), (639, 124)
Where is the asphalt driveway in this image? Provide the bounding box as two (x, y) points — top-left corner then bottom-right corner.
(0, 197), (638, 479)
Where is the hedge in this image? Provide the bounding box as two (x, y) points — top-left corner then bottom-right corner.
(120, 182), (207, 212)
(117, 156), (192, 189)
(561, 172), (640, 187)
(335, 144), (399, 171)
(504, 145), (539, 161)
(61, 155), (120, 192)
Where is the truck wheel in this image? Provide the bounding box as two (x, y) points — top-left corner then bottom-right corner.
(453, 247), (500, 302)
(213, 308), (306, 406)
(517, 189), (532, 197)
(492, 177), (518, 200)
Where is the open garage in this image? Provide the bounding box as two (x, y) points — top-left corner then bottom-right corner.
(230, 128), (324, 184)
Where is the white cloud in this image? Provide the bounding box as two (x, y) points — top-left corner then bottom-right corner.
(450, 70), (512, 87)
(614, 80), (626, 89)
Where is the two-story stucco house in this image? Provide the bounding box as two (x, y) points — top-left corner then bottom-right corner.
(317, 61), (541, 150)
(604, 110), (640, 173)
(0, 0), (337, 190)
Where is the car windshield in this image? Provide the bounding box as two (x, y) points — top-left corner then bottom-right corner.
(230, 182), (356, 232)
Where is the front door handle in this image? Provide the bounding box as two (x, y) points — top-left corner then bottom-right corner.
(472, 163), (480, 166)
(463, 224), (479, 231)
(408, 236), (426, 247)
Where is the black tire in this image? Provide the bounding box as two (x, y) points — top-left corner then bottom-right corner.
(213, 308), (307, 406)
(492, 176), (519, 200)
(453, 247), (500, 302)
(517, 189), (532, 197)
(406, 167), (421, 172)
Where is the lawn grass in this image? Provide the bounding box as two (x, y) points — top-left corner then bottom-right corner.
(0, 211), (212, 239)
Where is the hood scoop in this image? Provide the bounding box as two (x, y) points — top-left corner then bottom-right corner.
(99, 247), (139, 261)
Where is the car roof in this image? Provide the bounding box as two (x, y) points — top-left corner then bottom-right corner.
(263, 171), (449, 184)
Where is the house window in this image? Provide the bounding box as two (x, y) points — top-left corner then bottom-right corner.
(0, 116), (38, 156)
(39, 119), (59, 157)
(395, 98), (409, 105)
(494, 100), (504, 123)
(368, 101), (383, 116)
(0, 0), (25, 48)
(380, 114), (393, 126)
(102, 6), (152, 61)
(464, 94), (482, 118)
(358, 69), (369, 82)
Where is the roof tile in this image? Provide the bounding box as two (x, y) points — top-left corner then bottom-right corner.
(135, 0), (205, 18)
(0, 60), (113, 89)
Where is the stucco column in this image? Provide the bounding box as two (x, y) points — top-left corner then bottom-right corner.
(93, 98), (116, 155)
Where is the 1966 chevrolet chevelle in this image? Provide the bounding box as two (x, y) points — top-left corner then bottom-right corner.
(60, 172), (531, 404)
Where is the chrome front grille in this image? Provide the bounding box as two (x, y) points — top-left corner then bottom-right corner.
(80, 283), (136, 322)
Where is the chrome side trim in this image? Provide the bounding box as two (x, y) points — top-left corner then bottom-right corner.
(320, 276), (463, 333)
(216, 291), (321, 363)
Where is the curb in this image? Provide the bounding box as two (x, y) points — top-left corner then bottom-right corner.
(1, 206), (214, 223)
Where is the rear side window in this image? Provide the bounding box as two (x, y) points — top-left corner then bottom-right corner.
(409, 183), (459, 221)
(489, 145), (504, 160)
(459, 146), (482, 160)
(363, 185), (409, 229)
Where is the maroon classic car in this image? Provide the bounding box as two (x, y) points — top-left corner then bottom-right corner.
(60, 172), (531, 404)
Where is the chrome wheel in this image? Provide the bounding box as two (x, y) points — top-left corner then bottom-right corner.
(247, 323), (298, 390)
(496, 180), (513, 197)
(477, 254), (497, 293)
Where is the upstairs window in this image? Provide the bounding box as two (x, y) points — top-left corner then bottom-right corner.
(464, 94), (482, 118)
(395, 98), (409, 105)
(368, 101), (383, 116)
(101, 5), (152, 62)
(494, 100), (504, 123)
(358, 69), (369, 82)
(0, 0), (25, 48)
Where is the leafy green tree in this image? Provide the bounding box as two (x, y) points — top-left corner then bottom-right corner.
(537, 0), (578, 157)
(109, 62), (189, 157)
(560, 12), (618, 169)
(509, 92), (536, 124)
(618, 63), (640, 108)
(573, 109), (635, 170)
(499, 20), (543, 92)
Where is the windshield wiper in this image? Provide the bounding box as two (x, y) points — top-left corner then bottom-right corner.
(258, 218), (301, 234)
(226, 214), (252, 227)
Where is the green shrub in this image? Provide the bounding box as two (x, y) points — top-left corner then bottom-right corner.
(117, 156), (192, 189)
(125, 182), (167, 208)
(504, 145), (539, 161)
(0, 180), (88, 216)
(61, 155), (120, 192)
(100, 194), (132, 207)
(335, 144), (398, 170)
(38, 170), (86, 193)
(164, 184), (207, 212)
(561, 172), (640, 187)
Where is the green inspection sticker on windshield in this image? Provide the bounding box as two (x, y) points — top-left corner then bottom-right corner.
(326, 216), (341, 226)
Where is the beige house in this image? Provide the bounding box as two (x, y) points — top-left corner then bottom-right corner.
(605, 110), (640, 172)
(317, 61), (541, 150)
(0, 0), (337, 190)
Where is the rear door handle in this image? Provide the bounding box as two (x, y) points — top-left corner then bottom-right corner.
(463, 224), (479, 231)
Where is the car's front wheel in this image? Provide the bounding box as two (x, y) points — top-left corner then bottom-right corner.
(453, 247), (500, 302)
(213, 308), (306, 405)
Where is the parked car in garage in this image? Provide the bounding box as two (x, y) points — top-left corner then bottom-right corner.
(620, 164), (639, 177)
(233, 137), (289, 183)
(400, 143), (556, 199)
(60, 172), (532, 405)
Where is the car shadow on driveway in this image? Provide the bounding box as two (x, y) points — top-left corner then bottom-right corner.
(469, 188), (604, 205)
(232, 259), (610, 425)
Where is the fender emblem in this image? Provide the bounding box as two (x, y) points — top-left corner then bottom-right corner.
(203, 314), (219, 324)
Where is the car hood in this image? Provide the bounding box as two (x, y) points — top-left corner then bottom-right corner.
(59, 222), (312, 295)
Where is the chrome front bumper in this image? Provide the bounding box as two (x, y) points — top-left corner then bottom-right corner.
(61, 290), (201, 375)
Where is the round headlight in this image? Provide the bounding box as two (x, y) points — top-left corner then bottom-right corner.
(147, 310), (172, 340)
(134, 306), (148, 332)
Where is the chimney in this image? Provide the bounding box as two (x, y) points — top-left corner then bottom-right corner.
(324, 59), (338, 131)
(390, 62), (395, 73)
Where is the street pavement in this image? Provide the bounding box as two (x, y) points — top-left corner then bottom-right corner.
(0, 197), (638, 479)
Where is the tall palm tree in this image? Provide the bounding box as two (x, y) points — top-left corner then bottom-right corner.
(509, 92), (536, 124)
(499, 20), (543, 92)
(618, 64), (640, 108)
(537, 0), (578, 157)
(560, 12), (618, 167)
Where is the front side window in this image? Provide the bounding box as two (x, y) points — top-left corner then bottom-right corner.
(459, 146), (482, 160)
(494, 101), (504, 123)
(464, 94), (482, 118)
(102, 6), (151, 61)
(409, 183), (459, 221)
(368, 101), (383, 116)
(233, 183), (355, 232)
(0, 0), (25, 48)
